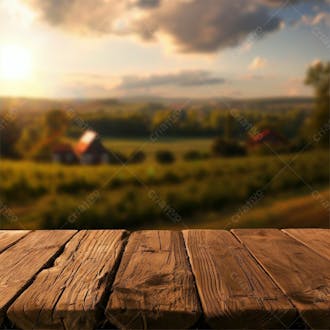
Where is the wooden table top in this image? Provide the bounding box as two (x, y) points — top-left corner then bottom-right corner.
(0, 229), (329, 329)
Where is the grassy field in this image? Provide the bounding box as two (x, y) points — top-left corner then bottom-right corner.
(1, 143), (328, 229)
(103, 138), (212, 156)
(183, 188), (330, 229)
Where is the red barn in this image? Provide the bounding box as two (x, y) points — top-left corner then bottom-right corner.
(248, 129), (287, 147)
(52, 143), (79, 164)
(75, 130), (109, 165)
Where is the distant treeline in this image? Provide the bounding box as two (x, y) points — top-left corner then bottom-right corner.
(0, 96), (314, 140)
(1, 101), (312, 161)
(67, 107), (309, 139)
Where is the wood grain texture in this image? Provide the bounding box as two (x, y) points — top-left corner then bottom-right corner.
(106, 230), (201, 329)
(0, 230), (76, 325)
(283, 228), (330, 260)
(0, 230), (30, 254)
(232, 229), (330, 329)
(183, 230), (296, 329)
(8, 230), (128, 330)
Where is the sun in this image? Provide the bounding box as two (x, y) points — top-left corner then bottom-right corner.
(0, 44), (33, 81)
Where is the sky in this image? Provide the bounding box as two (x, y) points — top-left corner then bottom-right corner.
(0, 0), (329, 99)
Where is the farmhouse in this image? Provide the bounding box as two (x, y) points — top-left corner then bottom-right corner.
(75, 130), (109, 165)
(52, 143), (78, 165)
(248, 129), (287, 147)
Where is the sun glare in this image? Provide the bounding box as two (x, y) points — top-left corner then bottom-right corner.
(0, 44), (33, 81)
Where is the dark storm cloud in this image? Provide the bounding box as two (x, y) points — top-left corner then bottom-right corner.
(23, 0), (325, 52)
(117, 71), (226, 89)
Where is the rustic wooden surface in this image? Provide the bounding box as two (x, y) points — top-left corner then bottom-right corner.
(106, 230), (201, 329)
(0, 229), (329, 329)
(283, 228), (330, 260)
(232, 229), (330, 329)
(8, 230), (128, 330)
(183, 230), (297, 329)
(0, 230), (30, 253)
(0, 230), (76, 325)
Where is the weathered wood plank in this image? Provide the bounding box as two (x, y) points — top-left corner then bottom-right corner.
(232, 229), (330, 329)
(0, 230), (76, 325)
(183, 230), (296, 329)
(283, 228), (330, 261)
(8, 230), (128, 330)
(0, 231), (30, 254)
(106, 230), (201, 329)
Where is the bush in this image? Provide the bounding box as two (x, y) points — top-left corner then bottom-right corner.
(183, 150), (209, 161)
(108, 151), (127, 164)
(128, 150), (146, 164)
(212, 138), (246, 157)
(155, 150), (175, 164)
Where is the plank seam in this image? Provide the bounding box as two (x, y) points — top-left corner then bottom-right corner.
(96, 230), (130, 329)
(180, 231), (204, 328)
(48, 230), (90, 326)
(229, 230), (304, 329)
(0, 231), (32, 255)
(281, 229), (330, 261)
(4, 231), (79, 324)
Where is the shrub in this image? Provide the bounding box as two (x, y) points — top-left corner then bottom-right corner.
(128, 150), (146, 164)
(212, 138), (246, 157)
(155, 150), (175, 164)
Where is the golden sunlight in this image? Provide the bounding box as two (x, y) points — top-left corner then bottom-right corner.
(0, 44), (33, 81)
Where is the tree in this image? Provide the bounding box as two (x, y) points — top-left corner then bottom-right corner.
(224, 112), (234, 139)
(305, 61), (330, 147)
(44, 110), (69, 137)
(16, 126), (43, 158)
(16, 110), (69, 160)
(0, 111), (21, 158)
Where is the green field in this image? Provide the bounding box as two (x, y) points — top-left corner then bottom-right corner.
(1, 142), (328, 230)
(102, 137), (212, 158)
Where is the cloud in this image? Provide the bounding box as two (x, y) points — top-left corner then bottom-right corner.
(116, 70), (226, 89)
(22, 0), (326, 53)
(23, 0), (127, 34)
(300, 12), (330, 26)
(133, 0), (283, 53)
(63, 70), (226, 96)
(284, 77), (309, 96)
(248, 56), (268, 70)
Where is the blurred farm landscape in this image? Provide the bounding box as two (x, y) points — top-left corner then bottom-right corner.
(1, 85), (329, 230)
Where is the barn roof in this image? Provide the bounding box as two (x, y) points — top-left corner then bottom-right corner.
(52, 143), (75, 154)
(75, 130), (101, 156)
(250, 129), (286, 144)
(251, 129), (272, 143)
